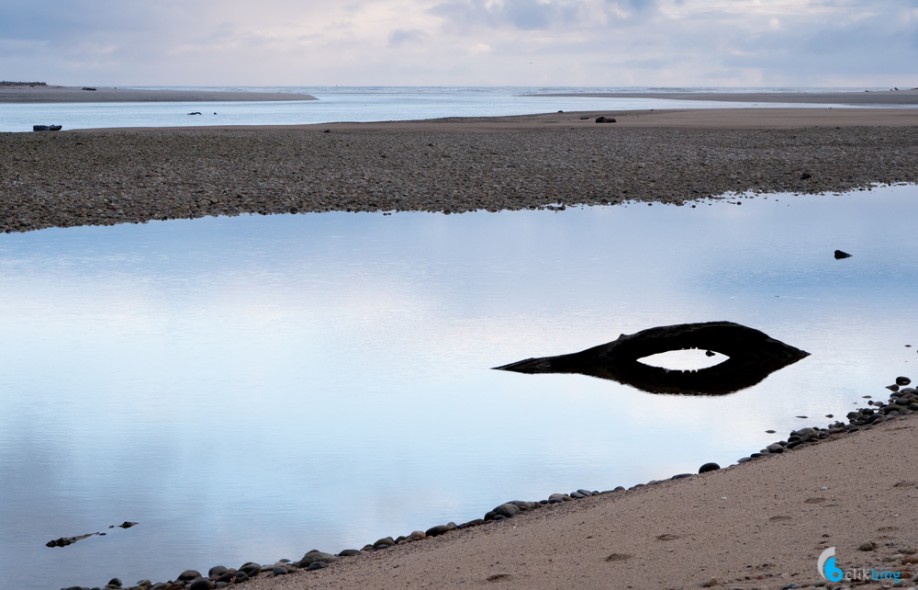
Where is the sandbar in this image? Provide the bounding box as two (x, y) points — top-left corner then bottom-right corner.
(531, 88), (918, 106)
(0, 84), (316, 103)
(2, 107), (917, 233)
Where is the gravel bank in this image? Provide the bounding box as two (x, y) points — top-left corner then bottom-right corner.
(2, 111), (918, 233)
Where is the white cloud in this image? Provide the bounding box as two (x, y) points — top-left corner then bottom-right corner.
(0, 0), (915, 86)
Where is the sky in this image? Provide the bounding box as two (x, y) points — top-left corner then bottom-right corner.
(2, 0), (916, 87)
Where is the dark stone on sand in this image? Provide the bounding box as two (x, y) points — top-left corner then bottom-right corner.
(238, 562), (261, 577)
(486, 502), (522, 520)
(595, 116), (617, 123)
(425, 523), (457, 537)
(177, 570), (202, 582)
(672, 473), (693, 480)
(188, 579), (211, 590)
(834, 249), (852, 259)
(699, 462), (720, 473)
(307, 562), (329, 571)
(107, 579), (123, 588)
(338, 549), (361, 557)
(800, 172), (812, 180)
(896, 376), (912, 386)
(458, 518), (486, 528)
(297, 549), (338, 568)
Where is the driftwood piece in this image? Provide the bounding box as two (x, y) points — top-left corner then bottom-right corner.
(494, 321), (809, 395)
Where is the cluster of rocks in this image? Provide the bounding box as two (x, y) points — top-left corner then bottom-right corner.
(61, 378), (916, 590)
(737, 376), (916, 464)
(3, 123), (918, 233)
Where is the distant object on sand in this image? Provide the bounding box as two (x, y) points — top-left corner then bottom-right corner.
(32, 124), (62, 132)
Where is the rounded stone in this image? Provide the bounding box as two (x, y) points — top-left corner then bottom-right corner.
(207, 566), (228, 578)
(297, 550), (338, 568)
(490, 502), (521, 519)
(107, 579), (123, 588)
(188, 579), (211, 590)
(178, 570), (202, 582)
(425, 523), (457, 537)
(698, 462), (720, 474)
(238, 562), (261, 577)
(373, 536), (395, 549)
(896, 376), (911, 386)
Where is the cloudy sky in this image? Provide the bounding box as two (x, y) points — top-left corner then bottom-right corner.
(2, 0), (916, 87)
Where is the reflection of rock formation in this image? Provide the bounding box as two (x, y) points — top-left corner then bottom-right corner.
(494, 321), (809, 395)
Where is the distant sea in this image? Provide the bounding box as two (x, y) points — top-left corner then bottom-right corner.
(0, 86), (888, 132)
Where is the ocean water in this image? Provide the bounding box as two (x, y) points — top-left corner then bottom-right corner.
(0, 85), (889, 132)
(1, 184), (917, 589)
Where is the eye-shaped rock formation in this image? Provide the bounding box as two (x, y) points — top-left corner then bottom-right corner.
(494, 321), (809, 395)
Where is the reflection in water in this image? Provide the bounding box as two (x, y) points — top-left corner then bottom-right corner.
(495, 321), (810, 395)
(1, 185), (917, 590)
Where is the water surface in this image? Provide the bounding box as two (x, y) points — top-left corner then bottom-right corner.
(1, 185), (917, 589)
(0, 85), (871, 132)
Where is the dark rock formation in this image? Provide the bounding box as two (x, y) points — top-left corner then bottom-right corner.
(494, 321), (809, 395)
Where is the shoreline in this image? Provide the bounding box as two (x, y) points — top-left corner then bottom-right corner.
(3, 108), (918, 234)
(69, 383), (918, 590)
(0, 85), (316, 103)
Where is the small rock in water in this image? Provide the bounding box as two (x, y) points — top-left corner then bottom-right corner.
(834, 249), (852, 259)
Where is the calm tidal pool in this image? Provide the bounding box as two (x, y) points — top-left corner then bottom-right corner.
(1, 185), (916, 589)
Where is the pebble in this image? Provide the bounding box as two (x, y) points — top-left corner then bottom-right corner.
(177, 570), (201, 582)
(297, 549), (338, 567)
(699, 462), (721, 474)
(425, 522), (457, 537)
